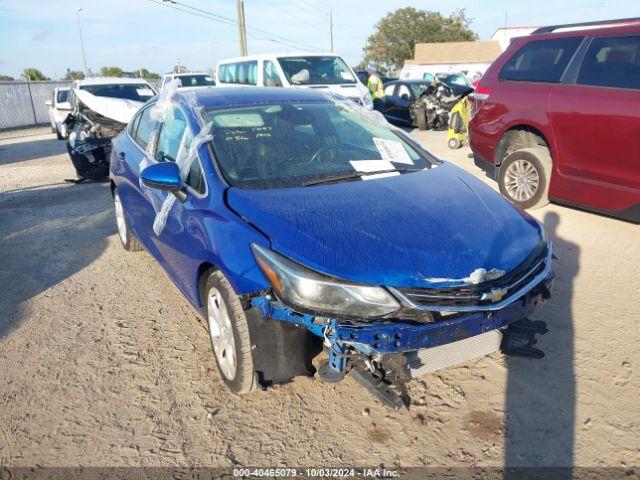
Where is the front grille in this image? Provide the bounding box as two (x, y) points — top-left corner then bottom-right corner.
(396, 243), (548, 308)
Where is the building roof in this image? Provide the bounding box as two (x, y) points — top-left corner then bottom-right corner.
(412, 41), (501, 64)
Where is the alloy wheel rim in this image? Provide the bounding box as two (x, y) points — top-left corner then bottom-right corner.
(114, 194), (127, 244)
(504, 159), (539, 202)
(207, 288), (237, 381)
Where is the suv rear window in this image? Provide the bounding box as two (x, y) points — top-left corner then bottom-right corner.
(577, 35), (640, 90)
(499, 37), (583, 83)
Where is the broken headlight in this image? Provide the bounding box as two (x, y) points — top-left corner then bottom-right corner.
(251, 243), (400, 318)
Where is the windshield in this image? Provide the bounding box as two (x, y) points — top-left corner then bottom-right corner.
(409, 83), (431, 97)
(56, 89), (70, 103)
(176, 74), (215, 87)
(436, 73), (470, 88)
(277, 56), (356, 85)
(202, 102), (432, 189)
(79, 83), (154, 102)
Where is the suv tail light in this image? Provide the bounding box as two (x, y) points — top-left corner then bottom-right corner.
(474, 86), (491, 101)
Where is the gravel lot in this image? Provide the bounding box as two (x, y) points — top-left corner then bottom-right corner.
(0, 127), (638, 469)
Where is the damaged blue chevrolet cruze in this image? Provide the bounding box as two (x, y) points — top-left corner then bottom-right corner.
(110, 87), (553, 408)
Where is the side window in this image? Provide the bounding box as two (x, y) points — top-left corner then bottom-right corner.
(155, 107), (188, 162)
(133, 105), (158, 149)
(384, 84), (396, 97)
(129, 110), (142, 137)
(219, 61), (257, 85)
(499, 37), (583, 83)
(397, 85), (411, 99)
(577, 35), (640, 90)
(263, 60), (283, 87)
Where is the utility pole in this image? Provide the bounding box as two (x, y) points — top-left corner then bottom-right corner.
(236, 0), (248, 56)
(75, 8), (89, 76)
(329, 10), (333, 52)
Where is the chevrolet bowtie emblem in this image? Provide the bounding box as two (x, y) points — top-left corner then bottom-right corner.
(481, 287), (509, 303)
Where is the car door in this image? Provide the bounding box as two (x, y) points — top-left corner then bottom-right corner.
(111, 103), (159, 247)
(382, 84), (412, 125)
(143, 105), (208, 291)
(548, 34), (640, 211)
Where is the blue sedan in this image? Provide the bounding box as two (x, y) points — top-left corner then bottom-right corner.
(110, 87), (553, 406)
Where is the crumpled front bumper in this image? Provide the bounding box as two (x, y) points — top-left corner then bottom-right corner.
(251, 270), (554, 356)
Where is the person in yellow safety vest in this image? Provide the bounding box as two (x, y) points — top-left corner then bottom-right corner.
(366, 62), (385, 107)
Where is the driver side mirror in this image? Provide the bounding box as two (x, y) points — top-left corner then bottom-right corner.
(140, 161), (187, 202)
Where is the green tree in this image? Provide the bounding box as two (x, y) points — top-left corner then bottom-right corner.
(134, 68), (160, 79)
(64, 68), (85, 80)
(22, 68), (48, 81)
(99, 66), (123, 77)
(363, 8), (478, 71)
(0, 75), (15, 81)
(173, 64), (188, 74)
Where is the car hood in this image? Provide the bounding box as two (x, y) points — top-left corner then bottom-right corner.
(227, 163), (543, 288)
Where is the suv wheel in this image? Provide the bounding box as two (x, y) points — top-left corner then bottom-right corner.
(204, 271), (258, 395)
(113, 190), (142, 251)
(498, 147), (552, 210)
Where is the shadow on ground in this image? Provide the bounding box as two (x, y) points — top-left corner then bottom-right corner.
(504, 212), (578, 473)
(0, 135), (66, 166)
(0, 182), (115, 336)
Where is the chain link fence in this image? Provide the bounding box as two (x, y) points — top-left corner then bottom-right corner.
(0, 81), (72, 131)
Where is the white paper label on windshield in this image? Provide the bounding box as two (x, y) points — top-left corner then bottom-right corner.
(349, 160), (399, 180)
(136, 88), (154, 96)
(373, 137), (414, 165)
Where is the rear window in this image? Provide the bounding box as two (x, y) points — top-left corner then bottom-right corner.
(499, 37), (583, 83)
(56, 89), (69, 103)
(577, 35), (640, 90)
(218, 61), (257, 85)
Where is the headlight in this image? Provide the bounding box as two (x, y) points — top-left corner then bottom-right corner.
(362, 92), (374, 110)
(251, 244), (400, 318)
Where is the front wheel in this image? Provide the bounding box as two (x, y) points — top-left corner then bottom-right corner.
(498, 147), (552, 210)
(415, 106), (428, 130)
(204, 271), (258, 395)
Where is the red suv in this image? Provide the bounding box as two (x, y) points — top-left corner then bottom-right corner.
(469, 18), (640, 222)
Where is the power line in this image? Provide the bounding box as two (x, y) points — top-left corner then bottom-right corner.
(146, 0), (323, 52)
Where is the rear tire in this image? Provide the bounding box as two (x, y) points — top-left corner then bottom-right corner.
(113, 190), (142, 251)
(55, 127), (64, 140)
(448, 137), (461, 149)
(498, 147), (552, 210)
(203, 271), (258, 395)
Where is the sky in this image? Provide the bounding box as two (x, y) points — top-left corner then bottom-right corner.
(0, 0), (638, 79)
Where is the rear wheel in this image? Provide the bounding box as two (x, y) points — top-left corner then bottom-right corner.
(498, 147), (552, 210)
(448, 137), (461, 149)
(113, 190), (142, 251)
(204, 271), (258, 395)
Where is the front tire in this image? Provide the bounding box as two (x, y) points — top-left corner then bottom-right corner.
(204, 271), (258, 395)
(498, 147), (551, 210)
(415, 106), (428, 130)
(113, 190), (142, 251)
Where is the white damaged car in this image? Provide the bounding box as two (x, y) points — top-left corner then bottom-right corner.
(63, 77), (155, 183)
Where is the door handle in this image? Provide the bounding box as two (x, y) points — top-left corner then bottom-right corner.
(118, 151), (126, 160)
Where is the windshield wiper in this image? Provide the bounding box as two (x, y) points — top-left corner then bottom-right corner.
(302, 168), (422, 186)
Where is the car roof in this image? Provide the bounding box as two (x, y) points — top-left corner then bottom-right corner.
(75, 77), (151, 86)
(386, 79), (432, 86)
(164, 72), (210, 77)
(525, 22), (640, 40)
(182, 86), (332, 109)
(218, 52), (344, 64)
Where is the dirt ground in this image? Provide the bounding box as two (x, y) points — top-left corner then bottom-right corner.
(0, 127), (638, 469)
